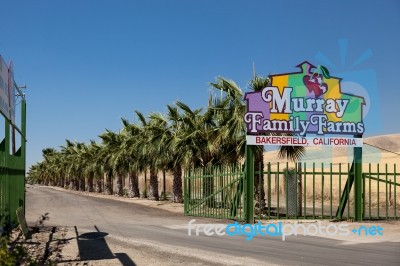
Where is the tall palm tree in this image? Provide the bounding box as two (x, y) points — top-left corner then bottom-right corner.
(99, 130), (118, 195)
(247, 75), (271, 212)
(147, 105), (184, 203)
(120, 118), (141, 197)
(60, 140), (79, 190)
(41, 148), (58, 185)
(88, 141), (104, 193)
(209, 75), (305, 214)
(75, 142), (87, 191)
(175, 101), (218, 168)
(133, 111), (151, 198)
(144, 113), (162, 201)
(110, 132), (126, 197)
(146, 112), (171, 200)
(165, 105), (184, 203)
(173, 101), (220, 206)
(82, 140), (101, 192)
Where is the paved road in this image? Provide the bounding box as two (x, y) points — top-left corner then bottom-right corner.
(26, 186), (400, 265)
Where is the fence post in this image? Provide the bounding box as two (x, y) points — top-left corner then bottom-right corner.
(4, 114), (10, 226)
(389, 178), (392, 207)
(183, 170), (188, 214)
(297, 162), (302, 217)
(354, 134), (363, 221)
(245, 145), (254, 224)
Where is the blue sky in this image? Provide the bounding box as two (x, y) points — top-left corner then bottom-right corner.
(0, 0), (399, 168)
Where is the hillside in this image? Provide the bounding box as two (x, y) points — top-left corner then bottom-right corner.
(263, 134), (400, 164)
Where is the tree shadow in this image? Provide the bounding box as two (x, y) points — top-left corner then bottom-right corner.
(61, 225), (136, 266)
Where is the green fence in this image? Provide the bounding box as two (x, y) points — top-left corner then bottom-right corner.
(0, 99), (26, 231)
(184, 165), (245, 220)
(183, 162), (399, 221)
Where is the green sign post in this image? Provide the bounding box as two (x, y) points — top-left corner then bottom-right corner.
(354, 134), (363, 221)
(244, 145), (254, 224)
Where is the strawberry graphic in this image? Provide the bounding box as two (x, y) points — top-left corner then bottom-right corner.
(303, 73), (328, 97)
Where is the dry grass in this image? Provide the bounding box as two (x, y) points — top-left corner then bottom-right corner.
(260, 134), (400, 213)
(263, 171), (400, 218)
(118, 135), (400, 205)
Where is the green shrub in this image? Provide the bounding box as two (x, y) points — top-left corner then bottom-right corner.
(0, 235), (36, 266)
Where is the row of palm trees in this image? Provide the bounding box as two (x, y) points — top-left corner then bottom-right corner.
(27, 75), (304, 203)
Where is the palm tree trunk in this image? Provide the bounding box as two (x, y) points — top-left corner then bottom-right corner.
(69, 178), (75, 190)
(143, 170), (148, 198)
(163, 170), (167, 200)
(86, 175), (94, 192)
(173, 165), (183, 203)
(64, 176), (69, 189)
(95, 177), (103, 193)
(254, 148), (266, 214)
(79, 177), (85, 191)
(128, 171), (140, 198)
(74, 178), (79, 191)
(104, 172), (113, 195)
(115, 172), (123, 196)
(149, 167), (159, 201)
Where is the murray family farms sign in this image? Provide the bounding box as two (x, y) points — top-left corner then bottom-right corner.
(244, 62), (365, 147)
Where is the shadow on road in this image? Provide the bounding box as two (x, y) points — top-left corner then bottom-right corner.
(62, 225), (136, 266)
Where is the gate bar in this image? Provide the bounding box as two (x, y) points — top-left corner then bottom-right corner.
(245, 145), (254, 224)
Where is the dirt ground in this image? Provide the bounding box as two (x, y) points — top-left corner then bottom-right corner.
(10, 225), (68, 265)
(17, 185), (400, 265)
(47, 185), (184, 214)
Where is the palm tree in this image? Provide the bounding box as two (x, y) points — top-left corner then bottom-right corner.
(88, 141), (104, 193)
(173, 101), (221, 207)
(82, 140), (101, 192)
(175, 101), (218, 168)
(75, 142), (87, 191)
(247, 75), (271, 212)
(144, 113), (162, 201)
(27, 70), (305, 213)
(146, 112), (171, 200)
(208, 78), (246, 165)
(99, 130), (118, 195)
(120, 118), (141, 197)
(133, 111), (151, 198)
(165, 105), (184, 203)
(147, 105), (184, 203)
(209, 75), (305, 214)
(110, 132), (126, 197)
(41, 148), (58, 185)
(60, 140), (79, 190)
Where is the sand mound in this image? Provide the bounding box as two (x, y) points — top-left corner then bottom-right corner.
(264, 134), (400, 164)
(363, 134), (400, 152)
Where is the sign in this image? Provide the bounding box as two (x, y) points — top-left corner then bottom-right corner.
(0, 55), (9, 119)
(244, 62), (365, 146)
(8, 61), (16, 124)
(0, 55), (17, 123)
(246, 135), (363, 147)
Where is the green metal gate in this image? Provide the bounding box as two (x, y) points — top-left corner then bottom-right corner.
(0, 95), (26, 231)
(184, 165), (246, 220)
